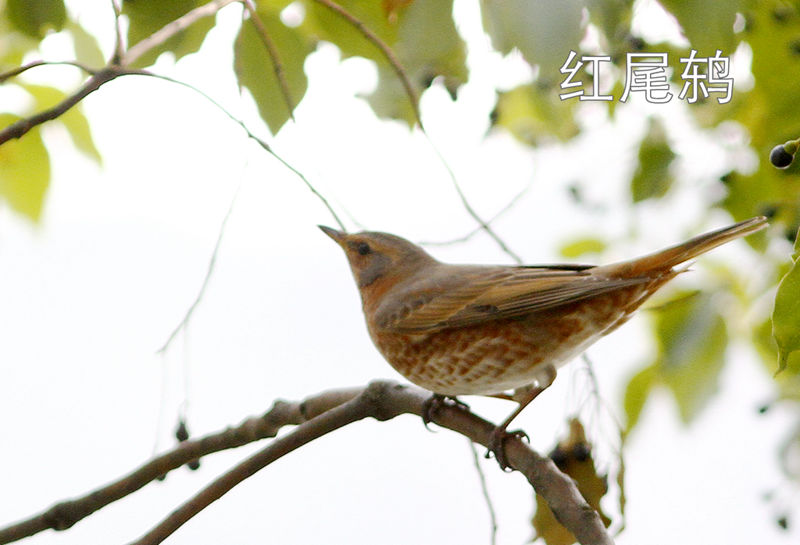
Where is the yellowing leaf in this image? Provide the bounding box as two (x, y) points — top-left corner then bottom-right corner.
(234, 9), (312, 135)
(6, 0), (66, 39)
(20, 84), (102, 164)
(559, 237), (607, 258)
(67, 19), (106, 68)
(532, 419), (611, 545)
(773, 231), (800, 374)
(631, 117), (675, 202)
(0, 114), (50, 222)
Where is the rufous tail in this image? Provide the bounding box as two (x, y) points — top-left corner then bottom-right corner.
(609, 216), (768, 275)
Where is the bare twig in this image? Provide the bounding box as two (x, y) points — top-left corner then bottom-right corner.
(132, 71), (347, 229)
(0, 381), (611, 545)
(122, 0), (241, 67)
(468, 440), (498, 545)
(156, 178), (244, 354)
(419, 181), (531, 248)
(0, 60), (97, 83)
(309, 0), (520, 262)
(0, 66), (141, 145)
(241, 0), (296, 122)
(0, 387), (363, 544)
(431, 142), (523, 263)
(311, 0), (421, 125)
(128, 381), (611, 545)
(110, 0), (125, 64)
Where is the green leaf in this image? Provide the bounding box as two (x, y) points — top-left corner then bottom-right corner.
(122, 0), (215, 68)
(773, 231), (800, 374)
(20, 83), (102, 164)
(366, 0), (467, 125)
(559, 237), (607, 258)
(657, 0), (740, 57)
(654, 292), (728, 423)
(585, 0), (634, 56)
(494, 84), (579, 145)
(304, 0), (397, 64)
(736, 1), (800, 148)
(6, 0), (66, 39)
(0, 114), (50, 222)
(481, 0), (584, 82)
(623, 364), (656, 430)
(752, 317), (800, 401)
(234, 9), (312, 135)
(631, 117), (675, 202)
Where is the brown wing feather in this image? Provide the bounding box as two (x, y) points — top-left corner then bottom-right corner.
(385, 265), (652, 332)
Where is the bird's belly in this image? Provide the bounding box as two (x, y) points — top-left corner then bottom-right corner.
(370, 295), (640, 396)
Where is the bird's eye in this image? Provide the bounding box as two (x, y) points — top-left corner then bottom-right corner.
(357, 242), (371, 256)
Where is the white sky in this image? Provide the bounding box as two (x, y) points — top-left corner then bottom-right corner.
(1, 1), (797, 544)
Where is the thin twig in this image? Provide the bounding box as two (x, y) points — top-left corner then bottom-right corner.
(132, 71), (346, 230)
(128, 382), (413, 545)
(468, 440), (498, 545)
(419, 181), (531, 248)
(110, 0), (125, 64)
(429, 140), (523, 263)
(0, 387), (363, 544)
(311, 0), (421, 125)
(122, 0), (240, 67)
(241, 0), (296, 121)
(157, 177), (245, 354)
(309, 0), (520, 261)
(0, 66), (140, 145)
(0, 60), (97, 83)
(0, 381), (611, 545)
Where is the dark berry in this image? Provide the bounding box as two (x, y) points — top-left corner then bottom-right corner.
(770, 144), (794, 168)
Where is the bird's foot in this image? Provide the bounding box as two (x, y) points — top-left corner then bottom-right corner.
(486, 426), (529, 471)
(422, 394), (470, 430)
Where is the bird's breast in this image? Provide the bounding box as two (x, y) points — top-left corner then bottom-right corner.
(366, 283), (659, 396)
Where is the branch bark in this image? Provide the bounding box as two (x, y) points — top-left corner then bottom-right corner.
(0, 381), (612, 545)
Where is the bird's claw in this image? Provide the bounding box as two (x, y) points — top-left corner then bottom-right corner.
(422, 394), (470, 430)
(486, 427), (529, 471)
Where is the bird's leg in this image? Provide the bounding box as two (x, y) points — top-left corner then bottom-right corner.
(422, 393), (470, 429)
(487, 365), (557, 471)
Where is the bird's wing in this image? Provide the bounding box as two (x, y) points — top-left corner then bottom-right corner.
(383, 265), (652, 332)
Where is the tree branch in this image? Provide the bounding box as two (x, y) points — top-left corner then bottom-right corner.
(0, 387), (362, 544)
(0, 382), (611, 545)
(122, 0), (241, 67)
(0, 66), (138, 146)
(311, 0), (421, 125)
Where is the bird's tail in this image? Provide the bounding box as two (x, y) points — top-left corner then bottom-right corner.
(606, 216), (768, 276)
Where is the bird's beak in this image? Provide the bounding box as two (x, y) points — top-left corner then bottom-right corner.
(319, 225), (346, 244)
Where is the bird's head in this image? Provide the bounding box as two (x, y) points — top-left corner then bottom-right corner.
(319, 226), (437, 289)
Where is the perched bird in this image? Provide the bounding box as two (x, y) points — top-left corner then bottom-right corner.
(320, 217), (767, 466)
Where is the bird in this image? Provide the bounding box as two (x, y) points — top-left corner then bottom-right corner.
(320, 216), (767, 467)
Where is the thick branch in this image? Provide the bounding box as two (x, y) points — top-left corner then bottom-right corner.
(129, 381), (611, 545)
(0, 382), (611, 545)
